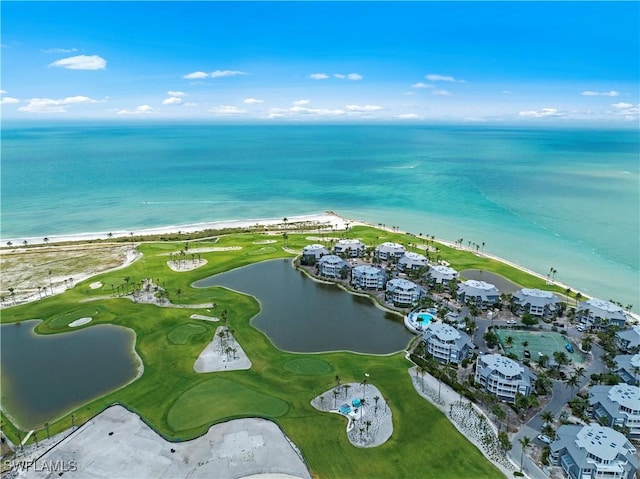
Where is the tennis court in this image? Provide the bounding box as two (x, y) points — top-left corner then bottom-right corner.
(495, 329), (585, 363)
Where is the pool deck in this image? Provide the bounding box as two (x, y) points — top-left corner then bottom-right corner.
(404, 310), (436, 334)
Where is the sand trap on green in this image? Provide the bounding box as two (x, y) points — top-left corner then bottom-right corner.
(283, 358), (333, 375)
(69, 317), (92, 327)
(50, 308), (98, 328)
(167, 378), (289, 430)
(168, 323), (208, 345)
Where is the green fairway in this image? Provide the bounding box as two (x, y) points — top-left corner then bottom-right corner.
(167, 377), (290, 430)
(0, 227), (526, 478)
(496, 329), (585, 363)
(167, 323), (208, 345)
(283, 357), (334, 375)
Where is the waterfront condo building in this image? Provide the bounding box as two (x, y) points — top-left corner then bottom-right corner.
(317, 254), (350, 279)
(457, 280), (500, 309)
(385, 278), (424, 307)
(397, 252), (428, 272)
(549, 423), (638, 479)
(301, 244), (330, 264)
(589, 384), (640, 439)
(616, 325), (640, 353)
(614, 353), (640, 386)
(513, 288), (559, 318)
(577, 298), (628, 331)
(422, 322), (473, 365)
(351, 265), (387, 290)
(426, 264), (459, 285)
(474, 353), (536, 403)
(333, 239), (366, 258)
(375, 242), (406, 261)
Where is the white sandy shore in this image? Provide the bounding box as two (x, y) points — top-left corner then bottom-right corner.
(194, 326), (252, 373)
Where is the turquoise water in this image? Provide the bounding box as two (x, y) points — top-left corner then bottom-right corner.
(1, 123), (638, 306)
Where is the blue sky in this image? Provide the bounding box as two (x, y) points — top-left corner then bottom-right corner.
(1, 1), (638, 123)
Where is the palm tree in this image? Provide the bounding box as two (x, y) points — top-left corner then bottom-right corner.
(565, 374), (580, 394)
(540, 410), (553, 426)
(343, 383), (351, 399)
(48, 270), (53, 294)
(373, 395), (380, 415)
(333, 389), (340, 408)
(518, 436), (531, 472)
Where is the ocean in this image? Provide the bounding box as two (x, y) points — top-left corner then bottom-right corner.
(1, 123), (638, 307)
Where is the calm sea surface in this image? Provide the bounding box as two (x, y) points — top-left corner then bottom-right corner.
(2, 123), (638, 306)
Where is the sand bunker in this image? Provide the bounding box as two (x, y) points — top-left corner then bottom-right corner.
(167, 258), (207, 272)
(89, 281), (103, 289)
(14, 405), (311, 479)
(253, 240), (277, 245)
(190, 314), (219, 322)
(194, 326), (251, 372)
(69, 317), (92, 327)
(311, 382), (392, 448)
(188, 246), (242, 253)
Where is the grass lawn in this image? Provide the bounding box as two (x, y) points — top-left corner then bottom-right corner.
(0, 227), (535, 478)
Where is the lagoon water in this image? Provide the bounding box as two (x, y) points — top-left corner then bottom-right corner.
(1, 123), (638, 306)
(195, 259), (412, 353)
(0, 321), (139, 430)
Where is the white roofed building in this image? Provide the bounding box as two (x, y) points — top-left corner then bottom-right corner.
(474, 353), (536, 403)
(616, 325), (640, 353)
(375, 242), (406, 261)
(351, 265), (387, 290)
(426, 265), (459, 285)
(589, 384), (640, 439)
(422, 322), (473, 364)
(513, 288), (559, 318)
(578, 298), (628, 330)
(385, 278), (424, 307)
(615, 354), (640, 385)
(457, 280), (500, 309)
(301, 244), (330, 264)
(397, 252), (428, 272)
(334, 239), (366, 258)
(317, 255), (350, 279)
(549, 423), (638, 479)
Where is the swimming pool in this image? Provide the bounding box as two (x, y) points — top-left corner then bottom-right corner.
(404, 310), (435, 333)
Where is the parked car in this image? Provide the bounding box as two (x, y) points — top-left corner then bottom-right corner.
(537, 434), (552, 445)
(577, 325), (585, 332)
(523, 350), (531, 359)
(506, 320), (515, 325)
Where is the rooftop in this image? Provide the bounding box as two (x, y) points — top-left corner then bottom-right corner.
(480, 353), (523, 377)
(519, 288), (555, 299)
(575, 423), (631, 462)
(425, 322), (462, 341)
(608, 384), (640, 410)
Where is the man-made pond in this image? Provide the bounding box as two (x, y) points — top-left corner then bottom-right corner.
(194, 259), (412, 354)
(0, 320), (140, 430)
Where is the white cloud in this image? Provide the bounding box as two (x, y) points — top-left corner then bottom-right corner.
(18, 96), (97, 113)
(425, 73), (465, 83)
(412, 82), (434, 89)
(183, 71), (209, 79)
(501, 90), (512, 95)
(581, 90), (619, 97)
(209, 105), (247, 115)
(117, 105), (157, 115)
(0, 96), (19, 105)
(210, 70), (247, 78)
(42, 48), (78, 54)
(292, 99), (310, 106)
(333, 73), (346, 79)
(309, 73), (330, 80)
(397, 113), (421, 119)
(0, 90), (6, 94)
(433, 90), (453, 96)
(611, 102), (634, 110)
(167, 91), (186, 97)
(345, 104), (383, 112)
(243, 98), (264, 104)
(290, 106), (345, 116)
(609, 102), (639, 118)
(346, 73), (362, 80)
(518, 108), (566, 118)
(183, 102), (198, 107)
(49, 54), (106, 70)
(162, 97), (182, 105)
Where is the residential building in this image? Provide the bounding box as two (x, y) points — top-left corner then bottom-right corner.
(616, 325), (640, 353)
(375, 242), (406, 261)
(589, 384), (640, 439)
(457, 280), (500, 309)
(577, 298), (628, 330)
(549, 423), (638, 479)
(426, 264), (459, 285)
(422, 322), (473, 364)
(317, 255), (350, 279)
(397, 252), (428, 272)
(513, 288), (559, 318)
(474, 353), (536, 403)
(334, 239), (366, 258)
(351, 265), (387, 290)
(301, 244), (330, 263)
(615, 353), (640, 385)
(385, 278), (424, 307)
